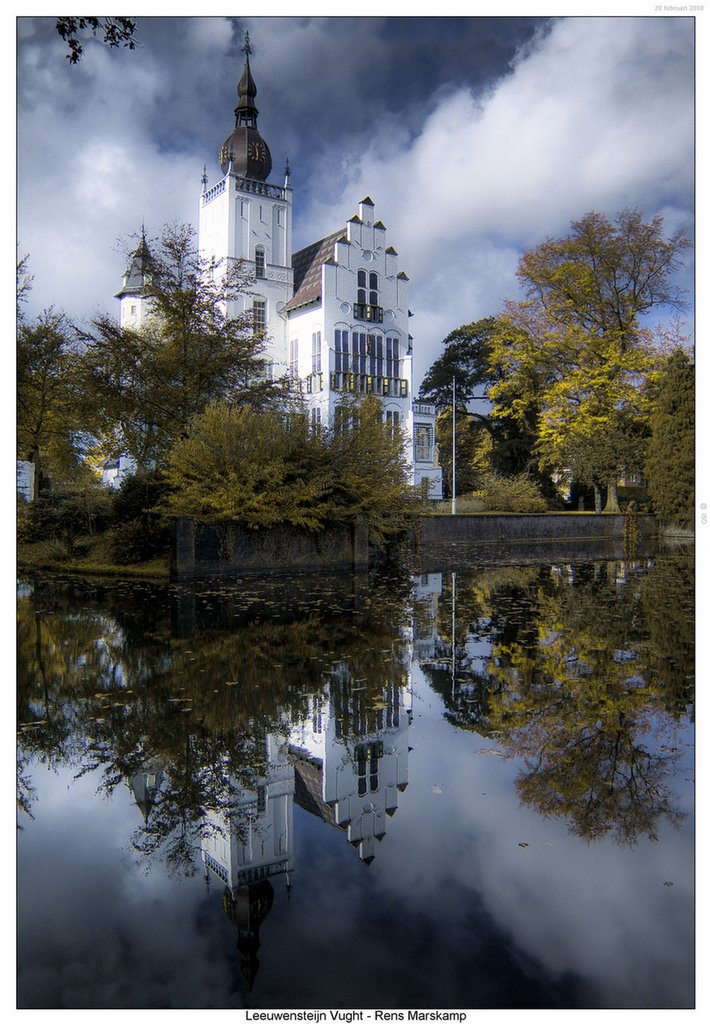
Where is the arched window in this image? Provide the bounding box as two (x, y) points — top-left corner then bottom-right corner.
(312, 331), (322, 374)
(355, 269), (383, 323)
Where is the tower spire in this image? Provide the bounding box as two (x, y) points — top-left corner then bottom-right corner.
(218, 31), (272, 180)
(235, 30), (258, 128)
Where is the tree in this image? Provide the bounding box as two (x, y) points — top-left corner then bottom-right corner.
(55, 17), (137, 63)
(419, 318), (496, 411)
(17, 309), (90, 497)
(484, 567), (690, 845)
(80, 223), (284, 472)
(488, 210), (690, 511)
(163, 403), (332, 531)
(420, 316), (547, 492)
(162, 395), (419, 547)
(432, 409), (492, 498)
(420, 319), (495, 496)
(644, 348), (694, 527)
(326, 395), (420, 544)
(534, 343), (652, 511)
(17, 254), (33, 320)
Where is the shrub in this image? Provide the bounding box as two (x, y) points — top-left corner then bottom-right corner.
(109, 472), (171, 563)
(17, 489), (113, 547)
(455, 494), (487, 513)
(473, 473), (548, 513)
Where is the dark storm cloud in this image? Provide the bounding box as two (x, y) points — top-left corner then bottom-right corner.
(16, 14), (694, 386)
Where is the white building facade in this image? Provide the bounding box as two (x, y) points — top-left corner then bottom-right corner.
(196, 36), (442, 499)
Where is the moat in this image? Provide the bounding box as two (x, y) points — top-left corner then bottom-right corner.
(16, 549), (694, 1009)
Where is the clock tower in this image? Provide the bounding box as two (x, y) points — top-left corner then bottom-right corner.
(198, 33), (293, 377)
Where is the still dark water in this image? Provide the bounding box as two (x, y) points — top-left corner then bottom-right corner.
(17, 552), (695, 1010)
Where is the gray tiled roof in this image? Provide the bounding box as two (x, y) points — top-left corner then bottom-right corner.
(285, 229), (345, 311)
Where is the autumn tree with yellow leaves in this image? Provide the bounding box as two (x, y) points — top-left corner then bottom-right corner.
(488, 210), (690, 511)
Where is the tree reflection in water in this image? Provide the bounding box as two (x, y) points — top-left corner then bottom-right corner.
(17, 553), (694, 879)
(17, 570), (415, 874)
(419, 554), (694, 845)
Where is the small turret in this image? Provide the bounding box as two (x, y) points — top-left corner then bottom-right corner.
(115, 228), (153, 327)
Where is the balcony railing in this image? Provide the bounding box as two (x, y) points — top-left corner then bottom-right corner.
(353, 303), (384, 323)
(412, 401), (435, 417)
(330, 372), (408, 397)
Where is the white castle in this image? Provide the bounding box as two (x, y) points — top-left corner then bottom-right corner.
(115, 33), (442, 499)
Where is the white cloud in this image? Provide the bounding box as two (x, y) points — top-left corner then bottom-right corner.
(186, 15), (234, 53)
(289, 17), (693, 387)
(17, 16), (693, 387)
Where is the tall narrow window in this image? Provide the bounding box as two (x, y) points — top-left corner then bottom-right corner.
(367, 334), (381, 376)
(369, 272), (379, 306)
(386, 336), (400, 377)
(357, 269), (367, 305)
(253, 300), (266, 331)
(312, 331), (322, 374)
(335, 329), (350, 372)
(334, 405), (348, 435)
(386, 409), (400, 434)
(289, 338), (299, 378)
(255, 246), (265, 279)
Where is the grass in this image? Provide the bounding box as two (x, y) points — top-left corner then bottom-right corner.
(17, 533), (170, 579)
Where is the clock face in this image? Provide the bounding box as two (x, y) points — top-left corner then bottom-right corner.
(248, 141), (265, 162)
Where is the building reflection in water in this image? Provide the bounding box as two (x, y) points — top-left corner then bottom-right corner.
(198, 729), (294, 989)
(194, 575), (443, 988)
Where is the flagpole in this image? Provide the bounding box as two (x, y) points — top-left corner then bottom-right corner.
(452, 376), (457, 515)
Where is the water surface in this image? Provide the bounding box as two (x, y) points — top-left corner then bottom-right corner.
(16, 553), (695, 1009)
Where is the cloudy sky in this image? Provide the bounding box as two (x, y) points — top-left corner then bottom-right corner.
(16, 6), (697, 391)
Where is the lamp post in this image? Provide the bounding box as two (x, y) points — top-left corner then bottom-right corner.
(451, 375), (457, 515)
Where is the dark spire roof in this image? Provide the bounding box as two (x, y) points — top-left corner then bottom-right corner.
(115, 228), (152, 299)
(219, 32), (272, 181)
(235, 31), (258, 128)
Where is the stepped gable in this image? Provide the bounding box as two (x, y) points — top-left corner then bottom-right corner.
(285, 229), (344, 311)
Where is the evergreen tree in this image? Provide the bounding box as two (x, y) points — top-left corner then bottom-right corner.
(419, 316), (544, 494)
(645, 348), (694, 527)
(419, 318), (496, 411)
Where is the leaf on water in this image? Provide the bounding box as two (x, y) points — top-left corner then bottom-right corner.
(478, 748), (504, 756)
(663, 881), (674, 887)
(432, 785), (443, 795)
(518, 842), (529, 848)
